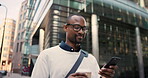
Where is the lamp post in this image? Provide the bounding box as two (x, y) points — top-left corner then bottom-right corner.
(0, 4), (8, 58)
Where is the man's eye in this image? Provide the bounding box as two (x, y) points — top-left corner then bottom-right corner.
(74, 27), (80, 29)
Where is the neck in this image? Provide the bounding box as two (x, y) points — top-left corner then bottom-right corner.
(65, 41), (80, 50)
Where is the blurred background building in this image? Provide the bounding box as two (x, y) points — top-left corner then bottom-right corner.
(12, 0), (28, 73)
(1, 0), (146, 78)
(12, 0), (39, 75)
(130, 0), (148, 8)
(0, 18), (16, 72)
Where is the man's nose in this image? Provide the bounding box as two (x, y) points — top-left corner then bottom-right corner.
(78, 28), (85, 34)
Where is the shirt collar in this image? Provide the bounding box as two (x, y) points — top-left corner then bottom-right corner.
(59, 41), (81, 52)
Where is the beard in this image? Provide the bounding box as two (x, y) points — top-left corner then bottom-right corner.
(67, 33), (86, 45)
(73, 34), (85, 44)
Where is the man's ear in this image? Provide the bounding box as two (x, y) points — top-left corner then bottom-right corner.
(63, 25), (68, 32)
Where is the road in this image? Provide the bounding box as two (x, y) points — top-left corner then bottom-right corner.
(3, 73), (30, 78)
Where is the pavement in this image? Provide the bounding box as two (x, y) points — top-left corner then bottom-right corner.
(3, 73), (30, 78)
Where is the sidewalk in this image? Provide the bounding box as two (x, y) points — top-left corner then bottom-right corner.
(3, 73), (30, 78)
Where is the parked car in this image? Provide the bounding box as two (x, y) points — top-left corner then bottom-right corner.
(0, 70), (7, 76)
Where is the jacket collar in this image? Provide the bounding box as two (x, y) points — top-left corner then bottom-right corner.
(59, 41), (81, 52)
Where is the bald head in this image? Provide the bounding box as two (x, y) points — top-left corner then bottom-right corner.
(64, 15), (87, 47)
(66, 15), (86, 25)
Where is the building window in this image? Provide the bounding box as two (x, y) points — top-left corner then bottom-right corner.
(3, 47), (8, 51)
(18, 33), (20, 40)
(19, 24), (21, 30)
(2, 60), (6, 66)
(16, 43), (19, 52)
(3, 53), (7, 57)
(21, 32), (24, 39)
(11, 42), (13, 46)
(20, 42), (23, 52)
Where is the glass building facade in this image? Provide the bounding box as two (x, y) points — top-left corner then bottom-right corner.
(32, 0), (148, 77)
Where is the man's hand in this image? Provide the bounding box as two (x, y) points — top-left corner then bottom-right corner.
(68, 72), (88, 78)
(98, 65), (118, 78)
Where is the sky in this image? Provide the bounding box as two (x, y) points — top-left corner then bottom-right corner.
(0, 0), (24, 24)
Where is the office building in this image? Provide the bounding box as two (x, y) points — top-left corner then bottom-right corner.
(0, 18), (16, 72)
(29, 0), (148, 77)
(12, 0), (38, 74)
(130, 0), (148, 8)
(12, 0), (28, 73)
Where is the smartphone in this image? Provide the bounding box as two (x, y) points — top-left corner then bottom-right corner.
(103, 57), (121, 68)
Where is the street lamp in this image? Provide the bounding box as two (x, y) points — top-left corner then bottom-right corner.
(0, 4), (8, 56)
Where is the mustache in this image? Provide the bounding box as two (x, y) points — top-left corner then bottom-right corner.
(76, 33), (84, 37)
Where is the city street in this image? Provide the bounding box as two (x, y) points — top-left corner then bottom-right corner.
(3, 73), (30, 78)
(0, 0), (148, 78)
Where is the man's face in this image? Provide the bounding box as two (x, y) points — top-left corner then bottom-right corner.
(64, 16), (87, 44)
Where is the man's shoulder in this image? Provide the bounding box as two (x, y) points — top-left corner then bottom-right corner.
(88, 53), (96, 58)
(46, 45), (60, 50)
(40, 45), (60, 54)
(86, 52), (96, 59)
(37, 45), (62, 59)
(81, 50), (95, 58)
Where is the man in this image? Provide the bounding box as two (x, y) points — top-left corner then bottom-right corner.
(31, 15), (117, 78)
